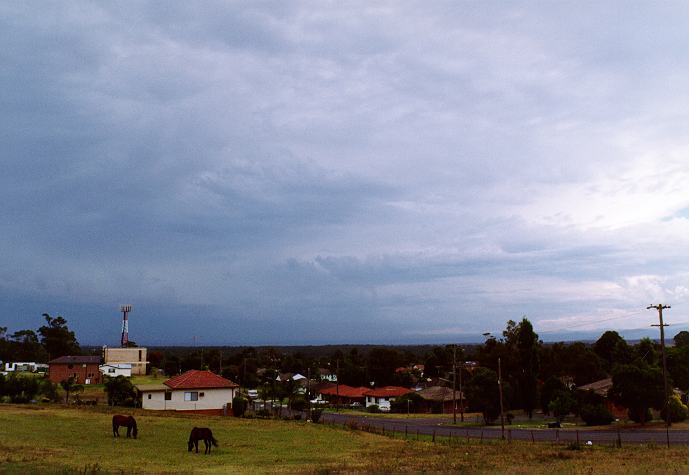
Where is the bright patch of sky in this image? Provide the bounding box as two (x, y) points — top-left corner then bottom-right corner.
(2, 1), (689, 345)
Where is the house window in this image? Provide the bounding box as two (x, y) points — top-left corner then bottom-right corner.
(199, 392), (204, 398)
(184, 391), (198, 401)
(165, 391), (172, 401)
(139, 350), (142, 361)
(109, 368), (115, 374)
(147, 394), (152, 400)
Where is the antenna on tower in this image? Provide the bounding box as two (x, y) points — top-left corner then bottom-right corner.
(120, 304), (132, 347)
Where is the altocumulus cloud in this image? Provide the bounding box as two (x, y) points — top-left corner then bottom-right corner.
(2, 1), (689, 345)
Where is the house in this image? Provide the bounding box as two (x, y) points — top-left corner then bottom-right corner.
(318, 384), (369, 407)
(577, 378), (626, 418)
(417, 386), (465, 414)
(99, 363), (132, 378)
(48, 356), (102, 384)
(102, 346), (148, 375)
(363, 386), (413, 411)
(137, 369), (239, 415)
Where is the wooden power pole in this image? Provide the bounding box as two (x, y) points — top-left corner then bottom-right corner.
(648, 303), (671, 447)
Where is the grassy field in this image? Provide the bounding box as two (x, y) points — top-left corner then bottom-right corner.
(2, 404), (689, 474)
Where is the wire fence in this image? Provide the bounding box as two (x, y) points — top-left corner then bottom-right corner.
(321, 414), (689, 447)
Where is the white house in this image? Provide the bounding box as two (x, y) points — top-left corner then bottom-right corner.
(137, 369), (239, 415)
(99, 363), (132, 378)
(364, 386), (413, 411)
(5, 362), (39, 372)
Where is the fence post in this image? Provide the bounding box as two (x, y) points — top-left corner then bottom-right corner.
(617, 428), (622, 448)
(531, 430), (535, 443)
(507, 429), (511, 443)
(576, 430), (579, 445)
(480, 429), (483, 443)
(416, 429), (419, 440)
(432, 430), (436, 443)
(556, 429), (559, 443)
(405, 425), (408, 439)
(466, 428), (469, 443)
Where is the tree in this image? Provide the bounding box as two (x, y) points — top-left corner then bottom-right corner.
(9, 329), (46, 362)
(503, 318), (540, 419)
(661, 394), (689, 423)
(60, 377), (83, 405)
(548, 390), (576, 422)
(540, 375), (566, 415)
(38, 314), (80, 359)
(674, 331), (689, 348)
(593, 331), (632, 372)
(104, 376), (137, 407)
(609, 363), (665, 425)
(667, 346), (689, 391)
(390, 392), (424, 414)
(466, 367), (504, 424)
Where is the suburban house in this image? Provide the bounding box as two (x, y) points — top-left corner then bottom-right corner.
(319, 384), (369, 407)
(137, 369), (239, 415)
(417, 386), (464, 414)
(576, 378), (627, 418)
(102, 346), (148, 375)
(364, 386), (413, 411)
(48, 356), (102, 385)
(99, 363), (132, 378)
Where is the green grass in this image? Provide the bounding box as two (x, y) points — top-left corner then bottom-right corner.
(3, 404), (689, 474)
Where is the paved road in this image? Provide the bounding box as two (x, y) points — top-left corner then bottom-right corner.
(320, 412), (689, 446)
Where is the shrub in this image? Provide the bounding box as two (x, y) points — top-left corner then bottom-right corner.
(232, 395), (248, 417)
(290, 396), (307, 412)
(628, 407), (653, 424)
(390, 392), (423, 414)
(311, 409), (322, 423)
(661, 395), (689, 423)
(367, 404), (381, 413)
(580, 403), (614, 426)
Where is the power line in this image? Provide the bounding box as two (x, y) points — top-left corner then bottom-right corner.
(648, 303), (671, 447)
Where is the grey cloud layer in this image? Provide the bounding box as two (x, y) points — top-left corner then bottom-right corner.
(2, 2), (689, 344)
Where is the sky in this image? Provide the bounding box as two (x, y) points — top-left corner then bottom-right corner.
(2, 2), (689, 346)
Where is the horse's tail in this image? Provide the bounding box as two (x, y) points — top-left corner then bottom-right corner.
(211, 435), (218, 447)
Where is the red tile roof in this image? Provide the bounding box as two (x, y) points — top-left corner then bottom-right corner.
(320, 385), (369, 398)
(363, 386), (413, 398)
(164, 370), (238, 389)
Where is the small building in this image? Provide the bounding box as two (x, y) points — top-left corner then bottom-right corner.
(5, 362), (40, 373)
(319, 368), (338, 382)
(102, 346), (148, 375)
(48, 356), (102, 385)
(137, 369), (239, 415)
(99, 363), (132, 378)
(363, 386), (413, 411)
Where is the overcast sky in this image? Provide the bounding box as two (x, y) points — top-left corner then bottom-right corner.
(3, 2), (689, 346)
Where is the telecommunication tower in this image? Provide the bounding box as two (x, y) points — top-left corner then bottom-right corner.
(119, 304), (132, 347)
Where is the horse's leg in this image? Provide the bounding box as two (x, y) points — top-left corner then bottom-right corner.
(113, 424), (119, 437)
(195, 440), (199, 453)
(126, 425), (131, 438)
(205, 439), (210, 454)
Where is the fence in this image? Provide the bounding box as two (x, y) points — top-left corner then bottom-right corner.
(320, 414), (688, 447)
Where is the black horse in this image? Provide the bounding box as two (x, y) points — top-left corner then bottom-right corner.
(188, 427), (218, 454)
(112, 415), (138, 439)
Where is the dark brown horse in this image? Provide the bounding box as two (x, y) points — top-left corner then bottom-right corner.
(112, 415), (138, 439)
(188, 427), (218, 454)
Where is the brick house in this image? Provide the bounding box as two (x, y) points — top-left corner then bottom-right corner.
(48, 356), (102, 385)
(137, 370), (239, 415)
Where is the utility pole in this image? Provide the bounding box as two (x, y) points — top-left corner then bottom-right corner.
(648, 303), (671, 446)
(336, 358), (340, 412)
(459, 357), (464, 423)
(498, 357), (505, 440)
(452, 345), (457, 424)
